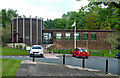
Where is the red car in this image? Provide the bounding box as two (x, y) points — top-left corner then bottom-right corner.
(72, 48), (89, 58)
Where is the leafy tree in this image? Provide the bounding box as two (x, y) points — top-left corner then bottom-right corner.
(2, 9), (7, 28)
(2, 24), (11, 46)
(2, 9), (18, 28)
(85, 13), (99, 29)
(54, 18), (67, 29)
(104, 31), (120, 49)
(0, 13), (1, 43)
(1, 9), (19, 46)
(44, 19), (56, 29)
(100, 21), (111, 30)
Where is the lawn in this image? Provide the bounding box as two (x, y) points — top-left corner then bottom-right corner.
(0, 58), (22, 77)
(1, 47), (30, 55)
(50, 48), (120, 57)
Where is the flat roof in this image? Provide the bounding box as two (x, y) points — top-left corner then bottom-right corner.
(42, 29), (116, 32)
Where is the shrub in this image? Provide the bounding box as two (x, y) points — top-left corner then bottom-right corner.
(13, 43), (15, 48)
(19, 45), (23, 49)
(16, 45), (19, 49)
(24, 46), (26, 50)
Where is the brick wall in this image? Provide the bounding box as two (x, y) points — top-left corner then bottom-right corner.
(51, 30), (114, 50)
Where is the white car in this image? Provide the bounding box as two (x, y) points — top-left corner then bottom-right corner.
(30, 45), (43, 57)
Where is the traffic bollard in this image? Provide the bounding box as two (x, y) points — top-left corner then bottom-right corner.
(82, 57), (85, 68)
(63, 54), (65, 65)
(106, 59), (108, 74)
(33, 52), (35, 62)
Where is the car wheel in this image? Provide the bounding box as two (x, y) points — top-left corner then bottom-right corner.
(86, 57), (88, 59)
(72, 54), (74, 57)
(76, 55), (79, 58)
(41, 54), (43, 57)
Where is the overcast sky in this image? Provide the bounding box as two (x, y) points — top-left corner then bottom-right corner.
(0, 0), (90, 20)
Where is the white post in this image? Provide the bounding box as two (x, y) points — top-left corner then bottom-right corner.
(17, 16), (18, 43)
(74, 25), (76, 49)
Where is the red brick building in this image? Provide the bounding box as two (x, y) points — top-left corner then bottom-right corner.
(42, 29), (115, 50)
(11, 18), (115, 50)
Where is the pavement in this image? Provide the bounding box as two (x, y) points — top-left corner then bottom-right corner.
(44, 53), (59, 58)
(16, 60), (120, 78)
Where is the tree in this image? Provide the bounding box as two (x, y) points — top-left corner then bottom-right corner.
(2, 9), (18, 28)
(44, 19), (56, 29)
(0, 11), (2, 45)
(1, 9), (19, 46)
(2, 24), (11, 46)
(54, 18), (67, 29)
(104, 31), (120, 49)
(100, 21), (111, 30)
(85, 13), (99, 29)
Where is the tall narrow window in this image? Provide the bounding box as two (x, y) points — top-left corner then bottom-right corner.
(74, 33), (80, 40)
(82, 33), (88, 40)
(91, 33), (96, 40)
(65, 33), (71, 40)
(56, 33), (62, 40)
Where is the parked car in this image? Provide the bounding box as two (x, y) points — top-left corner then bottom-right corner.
(115, 52), (120, 59)
(72, 48), (89, 58)
(30, 45), (43, 57)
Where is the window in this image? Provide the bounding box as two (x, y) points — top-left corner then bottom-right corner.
(32, 46), (42, 49)
(74, 33), (80, 40)
(80, 49), (87, 52)
(82, 33), (88, 40)
(43, 33), (53, 44)
(56, 33), (62, 40)
(91, 33), (96, 40)
(65, 33), (71, 40)
(74, 48), (79, 51)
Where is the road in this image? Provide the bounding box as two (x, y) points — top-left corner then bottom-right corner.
(1, 54), (120, 76)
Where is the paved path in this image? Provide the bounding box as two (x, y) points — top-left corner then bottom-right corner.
(44, 53), (59, 58)
(16, 60), (119, 77)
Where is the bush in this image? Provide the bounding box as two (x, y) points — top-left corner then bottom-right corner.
(16, 45), (19, 49)
(19, 45), (23, 49)
(24, 46), (26, 50)
(13, 43), (15, 48)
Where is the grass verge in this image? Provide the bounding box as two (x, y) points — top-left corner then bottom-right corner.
(1, 58), (22, 76)
(1, 47), (30, 55)
(50, 49), (120, 57)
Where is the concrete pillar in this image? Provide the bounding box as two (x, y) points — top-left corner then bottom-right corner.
(17, 16), (18, 43)
(36, 17), (38, 45)
(23, 15), (25, 43)
(30, 15), (32, 46)
(12, 18), (14, 42)
(40, 17), (43, 44)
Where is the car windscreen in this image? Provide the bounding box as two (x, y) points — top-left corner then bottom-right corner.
(80, 49), (87, 52)
(74, 48), (79, 51)
(32, 46), (42, 49)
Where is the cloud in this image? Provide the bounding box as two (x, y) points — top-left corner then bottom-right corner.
(0, 0), (90, 20)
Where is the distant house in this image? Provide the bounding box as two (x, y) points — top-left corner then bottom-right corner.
(11, 17), (115, 50)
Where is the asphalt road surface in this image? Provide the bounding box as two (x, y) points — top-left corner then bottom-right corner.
(1, 55), (120, 76)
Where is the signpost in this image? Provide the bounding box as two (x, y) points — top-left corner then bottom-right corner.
(26, 47), (31, 54)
